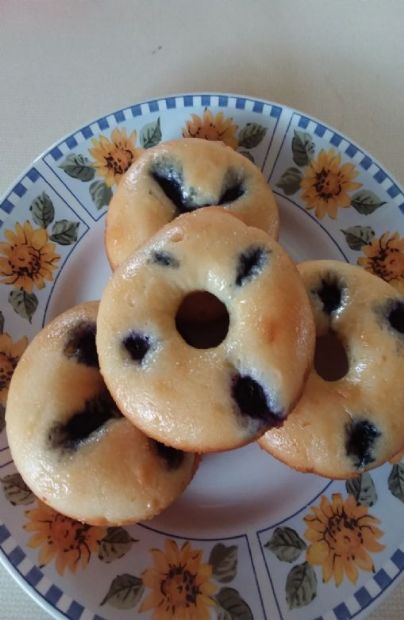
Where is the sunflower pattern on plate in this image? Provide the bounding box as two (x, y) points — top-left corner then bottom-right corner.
(261, 468), (404, 611)
(0, 191), (81, 323)
(181, 107), (269, 162)
(89, 128), (143, 187)
(357, 231), (404, 292)
(25, 502), (107, 576)
(304, 493), (384, 586)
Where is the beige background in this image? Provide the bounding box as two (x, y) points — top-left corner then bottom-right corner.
(0, 1), (403, 618)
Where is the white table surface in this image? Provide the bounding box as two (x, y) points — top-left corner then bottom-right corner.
(0, 1), (403, 618)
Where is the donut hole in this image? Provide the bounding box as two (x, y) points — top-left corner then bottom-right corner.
(48, 391), (122, 451)
(388, 300), (404, 334)
(175, 291), (229, 349)
(314, 330), (349, 381)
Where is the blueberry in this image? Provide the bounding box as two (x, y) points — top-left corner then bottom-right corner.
(387, 300), (404, 334)
(63, 321), (99, 368)
(151, 250), (179, 268)
(345, 419), (381, 469)
(152, 169), (188, 213)
(150, 440), (185, 470)
(122, 332), (151, 363)
(232, 374), (282, 426)
(218, 170), (245, 205)
(49, 391), (122, 451)
(235, 246), (269, 286)
(315, 276), (344, 315)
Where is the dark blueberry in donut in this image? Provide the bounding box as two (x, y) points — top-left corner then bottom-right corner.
(387, 300), (404, 335)
(150, 439), (185, 470)
(218, 169), (245, 205)
(232, 374), (282, 425)
(63, 321), (99, 368)
(122, 332), (151, 363)
(236, 246), (269, 286)
(316, 276), (343, 314)
(151, 250), (179, 268)
(345, 419), (381, 469)
(49, 391), (122, 451)
(152, 168), (187, 213)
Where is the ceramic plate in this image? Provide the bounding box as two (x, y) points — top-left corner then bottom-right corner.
(0, 93), (403, 620)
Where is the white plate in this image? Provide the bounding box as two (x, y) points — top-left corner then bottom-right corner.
(0, 93), (403, 620)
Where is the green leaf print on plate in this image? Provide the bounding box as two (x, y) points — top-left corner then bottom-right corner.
(388, 464), (404, 503)
(238, 123), (267, 149)
(346, 472), (378, 506)
(341, 225), (376, 250)
(215, 587), (253, 620)
(8, 289), (38, 323)
(49, 220), (80, 245)
(291, 130), (315, 167)
(209, 543), (238, 583)
(285, 561), (317, 609)
(1, 473), (35, 506)
(140, 117), (162, 149)
(276, 166), (302, 195)
(29, 192), (55, 228)
(351, 189), (386, 215)
(98, 527), (138, 563)
(59, 154), (95, 182)
(101, 573), (144, 609)
(89, 180), (113, 210)
(265, 526), (307, 563)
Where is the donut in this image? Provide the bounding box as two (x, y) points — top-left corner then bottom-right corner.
(97, 209), (315, 453)
(259, 260), (404, 479)
(5, 302), (198, 525)
(105, 138), (279, 270)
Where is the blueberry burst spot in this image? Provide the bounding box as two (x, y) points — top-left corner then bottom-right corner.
(232, 374), (282, 426)
(151, 162), (244, 214)
(236, 246), (269, 286)
(63, 321), (99, 368)
(316, 276), (344, 315)
(48, 391), (122, 451)
(123, 332), (151, 363)
(345, 419), (381, 469)
(151, 250), (179, 268)
(150, 439), (185, 470)
(387, 300), (404, 335)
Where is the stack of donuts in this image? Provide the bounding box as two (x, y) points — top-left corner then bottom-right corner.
(6, 138), (404, 526)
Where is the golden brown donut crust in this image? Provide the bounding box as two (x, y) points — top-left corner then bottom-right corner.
(6, 301), (197, 525)
(97, 209), (315, 453)
(105, 138), (279, 269)
(259, 260), (404, 479)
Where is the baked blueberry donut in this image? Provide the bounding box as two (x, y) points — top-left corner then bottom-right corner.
(259, 260), (404, 479)
(6, 302), (197, 525)
(105, 138), (279, 269)
(97, 209), (315, 452)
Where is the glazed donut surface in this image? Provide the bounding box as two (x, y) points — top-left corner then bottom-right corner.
(105, 138), (279, 269)
(97, 209), (315, 452)
(6, 301), (197, 525)
(259, 260), (404, 479)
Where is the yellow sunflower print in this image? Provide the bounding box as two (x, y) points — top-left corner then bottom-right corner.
(301, 149), (362, 218)
(25, 502), (106, 576)
(358, 232), (404, 293)
(140, 539), (217, 620)
(0, 333), (28, 405)
(304, 493), (384, 586)
(182, 109), (238, 149)
(0, 222), (60, 292)
(89, 128), (142, 186)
